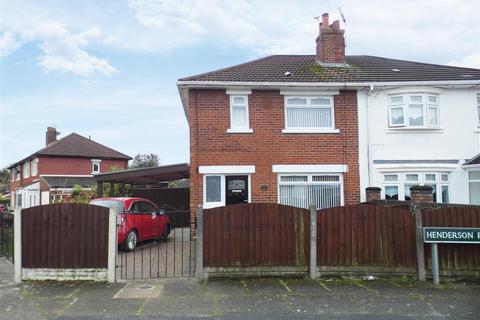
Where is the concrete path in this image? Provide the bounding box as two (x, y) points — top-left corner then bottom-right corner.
(1, 258), (479, 320)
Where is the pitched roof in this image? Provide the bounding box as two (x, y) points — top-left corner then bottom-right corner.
(9, 133), (131, 168)
(42, 176), (96, 189)
(465, 154), (480, 166)
(178, 55), (480, 83)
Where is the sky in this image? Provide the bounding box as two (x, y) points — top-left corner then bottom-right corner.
(1, 0), (479, 168)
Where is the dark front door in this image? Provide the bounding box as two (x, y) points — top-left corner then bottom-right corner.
(225, 175), (249, 205)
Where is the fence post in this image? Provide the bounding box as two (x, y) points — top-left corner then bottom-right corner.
(412, 205), (426, 281)
(13, 208), (22, 283)
(309, 205), (318, 279)
(195, 205), (204, 280)
(107, 207), (117, 283)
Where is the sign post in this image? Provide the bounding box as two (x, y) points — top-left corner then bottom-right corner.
(423, 227), (480, 286)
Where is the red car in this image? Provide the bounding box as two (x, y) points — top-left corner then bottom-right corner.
(89, 197), (171, 251)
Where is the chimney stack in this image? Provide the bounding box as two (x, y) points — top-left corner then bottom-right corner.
(46, 127), (59, 146)
(316, 13), (345, 64)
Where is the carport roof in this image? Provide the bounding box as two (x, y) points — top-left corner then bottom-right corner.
(93, 163), (189, 184)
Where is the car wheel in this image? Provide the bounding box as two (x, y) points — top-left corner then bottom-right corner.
(123, 230), (137, 251)
(162, 224), (171, 241)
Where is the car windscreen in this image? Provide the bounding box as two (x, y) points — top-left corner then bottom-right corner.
(89, 200), (124, 213)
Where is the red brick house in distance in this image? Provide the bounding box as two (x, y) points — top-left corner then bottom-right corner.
(178, 13), (360, 216)
(9, 127), (131, 208)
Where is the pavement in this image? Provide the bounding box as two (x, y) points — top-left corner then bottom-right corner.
(1, 258), (479, 320)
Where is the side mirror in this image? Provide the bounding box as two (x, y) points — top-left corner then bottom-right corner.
(158, 208), (165, 215)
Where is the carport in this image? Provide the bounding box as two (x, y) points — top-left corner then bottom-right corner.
(93, 163), (190, 211)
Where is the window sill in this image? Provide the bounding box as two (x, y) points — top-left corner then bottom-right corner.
(227, 128), (254, 134)
(385, 127), (444, 134)
(282, 128), (340, 134)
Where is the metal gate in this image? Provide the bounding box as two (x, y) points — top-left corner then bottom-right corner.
(116, 210), (195, 280)
(0, 210), (14, 263)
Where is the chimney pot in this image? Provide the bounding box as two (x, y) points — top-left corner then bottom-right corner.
(46, 127), (58, 146)
(321, 13), (329, 29)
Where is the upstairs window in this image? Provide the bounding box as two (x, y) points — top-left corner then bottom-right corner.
(477, 94), (480, 127)
(91, 159), (101, 174)
(15, 166), (20, 181)
(388, 94), (439, 128)
(228, 95), (252, 133)
(23, 162), (30, 178)
(283, 96), (336, 133)
(31, 159), (38, 176)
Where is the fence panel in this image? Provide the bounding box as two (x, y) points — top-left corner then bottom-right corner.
(423, 207), (480, 272)
(317, 204), (416, 269)
(22, 203), (109, 269)
(203, 203), (310, 267)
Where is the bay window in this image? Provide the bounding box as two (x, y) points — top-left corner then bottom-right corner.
(388, 94), (439, 128)
(283, 96), (337, 133)
(469, 171), (480, 205)
(278, 174), (343, 209)
(382, 172), (449, 202)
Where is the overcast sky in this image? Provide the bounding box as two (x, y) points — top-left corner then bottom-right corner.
(1, 0), (479, 168)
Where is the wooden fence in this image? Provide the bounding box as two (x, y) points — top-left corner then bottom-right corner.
(21, 203), (110, 269)
(317, 205), (416, 269)
(423, 207), (480, 273)
(132, 188), (189, 211)
(203, 203), (310, 267)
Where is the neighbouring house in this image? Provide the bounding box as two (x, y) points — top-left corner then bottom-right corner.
(177, 12), (480, 216)
(9, 127), (131, 208)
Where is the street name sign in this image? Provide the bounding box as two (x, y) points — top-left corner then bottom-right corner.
(423, 227), (480, 244)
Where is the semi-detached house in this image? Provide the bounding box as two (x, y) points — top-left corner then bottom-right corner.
(9, 127), (131, 208)
(177, 13), (480, 218)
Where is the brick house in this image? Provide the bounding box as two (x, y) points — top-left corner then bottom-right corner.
(178, 12), (480, 217)
(9, 127), (131, 208)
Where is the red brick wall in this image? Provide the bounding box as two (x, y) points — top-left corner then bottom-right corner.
(10, 157), (128, 190)
(316, 28), (345, 63)
(189, 89), (360, 218)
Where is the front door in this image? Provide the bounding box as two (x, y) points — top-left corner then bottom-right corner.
(225, 175), (249, 205)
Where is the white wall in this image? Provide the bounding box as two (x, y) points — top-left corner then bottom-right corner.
(362, 86), (480, 204)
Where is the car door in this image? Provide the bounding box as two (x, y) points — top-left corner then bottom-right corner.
(128, 201), (144, 240)
(139, 201), (159, 239)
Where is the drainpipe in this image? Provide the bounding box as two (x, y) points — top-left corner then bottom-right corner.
(365, 84), (375, 189)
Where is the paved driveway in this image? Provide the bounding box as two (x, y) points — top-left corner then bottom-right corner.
(116, 227), (196, 280)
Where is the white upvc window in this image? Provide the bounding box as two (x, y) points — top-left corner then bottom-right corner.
(15, 166), (20, 181)
(278, 173), (343, 209)
(204, 175), (224, 208)
(31, 158), (38, 176)
(23, 162), (30, 178)
(381, 172), (449, 203)
(283, 96), (337, 133)
(469, 171), (480, 205)
(388, 94), (439, 128)
(227, 95), (252, 133)
(477, 94), (480, 127)
(91, 159), (101, 174)
(11, 169), (14, 182)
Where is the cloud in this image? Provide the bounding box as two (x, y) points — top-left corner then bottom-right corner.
(1, 2), (116, 76)
(448, 53), (480, 69)
(0, 32), (21, 57)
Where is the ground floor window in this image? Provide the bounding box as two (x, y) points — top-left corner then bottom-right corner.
(278, 174), (343, 209)
(469, 171), (480, 205)
(382, 172), (449, 203)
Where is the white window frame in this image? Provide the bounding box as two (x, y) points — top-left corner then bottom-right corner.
(23, 162), (30, 178)
(15, 166), (20, 181)
(388, 94), (440, 129)
(91, 159), (101, 174)
(468, 170), (480, 205)
(203, 174), (252, 209)
(31, 158), (38, 176)
(381, 172), (449, 202)
(227, 94), (253, 133)
(282, 95), (338, 133)
(277, 173), (344, 209)
(477, 93), (480, 127)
